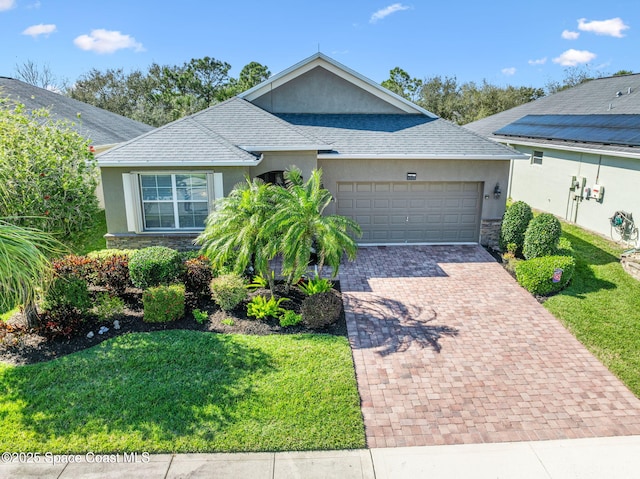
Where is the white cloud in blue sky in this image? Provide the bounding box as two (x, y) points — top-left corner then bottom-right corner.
(22, 23), (57, 38)
(0, 0), (15, 11)
(561, 30), (579, 40)
(501, 67), (516, 76)
(578, 17), (629, 37)
(528, 57), (547, 66)
(74, 29), (144, 54)
(370, 3), (410, 24)
(553, 49), (597, 67)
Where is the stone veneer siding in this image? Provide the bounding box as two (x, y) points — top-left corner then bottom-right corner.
(105, 233), (200, 251)
(479, 219), (501, 249)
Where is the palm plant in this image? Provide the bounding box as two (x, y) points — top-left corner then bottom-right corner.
(195, 177), (277, 289)
(268, 168), (361, 291)
(0, 220), (65, 327)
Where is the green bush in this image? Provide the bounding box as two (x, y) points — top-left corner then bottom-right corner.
(128, 246), (182, 289)
(192, 308), (209, 324)
(523, 213), (562, 259)
(86, 249), (135, 261)
(280, 310), (302, 327)
(556, 237), (574, 257)
(299, 275), (333, 296)
(209, 274), (247, 311)
(500, 201), (533, 254)
(301, 291), (342, 329)
(247, 295), (288, 320)
(142, 284), (185, 323)
(92, 293), (125, 321)
(182, 256), (214, 298)
(515, 255), (575, 296)
(42, 276), (91, 314)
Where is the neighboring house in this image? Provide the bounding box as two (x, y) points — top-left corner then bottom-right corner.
(465, 74), (640, 243)
(0, 76), (154, 205)
(97, 53), (524, 250)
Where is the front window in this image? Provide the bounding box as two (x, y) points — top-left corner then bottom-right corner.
(140, 174), (208, 230)
(531, 150), (544, 165)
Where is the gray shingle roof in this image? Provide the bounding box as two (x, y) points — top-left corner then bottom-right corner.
(277, 114), (523, 158)
(464, 73), (640, 155)
(0, 76), (153, 146)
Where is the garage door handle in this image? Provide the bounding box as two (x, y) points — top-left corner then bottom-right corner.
(406, 216), (409, 222)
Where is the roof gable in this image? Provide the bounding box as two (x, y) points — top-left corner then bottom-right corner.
(240, 53), (437, 117)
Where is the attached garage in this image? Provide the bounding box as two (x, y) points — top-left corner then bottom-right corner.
(336, 181), (483, 243)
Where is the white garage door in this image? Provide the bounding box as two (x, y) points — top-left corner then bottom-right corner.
(336, 181), (482, 243)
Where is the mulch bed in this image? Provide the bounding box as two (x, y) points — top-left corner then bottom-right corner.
(0, 283), (346, 367)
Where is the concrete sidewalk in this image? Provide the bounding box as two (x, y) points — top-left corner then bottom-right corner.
(3, 435), (640, 478)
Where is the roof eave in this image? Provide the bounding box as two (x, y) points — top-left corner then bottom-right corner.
(317, 153), (528, 160)
(494, 136), (640, 160)
(239, 144), (333, 152)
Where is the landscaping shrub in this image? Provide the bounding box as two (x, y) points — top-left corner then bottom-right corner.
(129, 246), (182, 289)
(87, 250), (132, 294)
(299, 275), (333, 296)
(209, 273), (247, 311)
(280, 310), (302, 327)
(142, 284), (185, 323)
(515, 255), (575, 296)
(51, 255), (94, 281)
(247, 295), (289, 320)
(40, 306), (84, 340)
(301, 291), (342, 329)
(91, 293), (125, 322)
(500, 201), (533, 255)
(42, 276), (91, 314)
(556, 237), (575, 257)
(182, 256), (213, 298)
(192, 308), (209, 324)
(523, 213), (562, 259)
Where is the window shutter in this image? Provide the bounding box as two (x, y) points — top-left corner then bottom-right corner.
(213, 172), (224, 201)
(122, 173), (140, 232)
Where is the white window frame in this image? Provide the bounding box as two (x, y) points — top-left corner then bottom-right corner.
(122, 171), (222, 233)
(531, 150), (544, 165)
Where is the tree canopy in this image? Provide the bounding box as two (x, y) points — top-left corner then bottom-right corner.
(67, 58), (271, 127)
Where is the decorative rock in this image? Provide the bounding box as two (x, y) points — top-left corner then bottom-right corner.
(113, 320), (121, 330)
(98, 326), (109, 335)
(86, 331), (94, 339)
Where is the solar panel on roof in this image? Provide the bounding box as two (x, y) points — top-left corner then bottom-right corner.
(494, 114), (640, 147)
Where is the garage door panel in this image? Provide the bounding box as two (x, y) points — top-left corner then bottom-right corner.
(336, 181), (481, 243)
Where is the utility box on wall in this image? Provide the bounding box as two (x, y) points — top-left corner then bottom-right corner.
(591, 184), (603, 201)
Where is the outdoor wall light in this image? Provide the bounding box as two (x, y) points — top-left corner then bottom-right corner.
(407, 172), (417, 181)
(493, 183), (502, 199)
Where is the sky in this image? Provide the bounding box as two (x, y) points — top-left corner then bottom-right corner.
(0, 0), (638, 91)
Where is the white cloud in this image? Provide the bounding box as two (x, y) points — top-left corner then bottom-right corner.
(528, 57), (547, 66)
(74, 29), (144, 54)
(553, 49), (597, 67)
(501, 67), (516, 76)
(22, 23), (57, 38)
(370, 3), (410, 24)
(0, 0), (15, 11)
(578, 17), (629, 37)
(561, 30), (580, 40)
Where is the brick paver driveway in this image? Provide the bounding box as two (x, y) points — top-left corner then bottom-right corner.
(339, 245), (640, 448)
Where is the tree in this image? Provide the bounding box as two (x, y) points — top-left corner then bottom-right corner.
(269, 168), (361, 291)
(0, 220), (64, 327)
(236, 61), (271, 93)
(0, 99), (100, 235)
(613, 70), (634, 76)
(381, 67), (423, 103)
(14, 60), (67, 92)
(545, 66), (602, 94)
(196, 177), (278, 289)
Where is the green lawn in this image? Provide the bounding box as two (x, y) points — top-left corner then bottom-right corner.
(0, 331), (365, 453)
(544, 223), (640, 396)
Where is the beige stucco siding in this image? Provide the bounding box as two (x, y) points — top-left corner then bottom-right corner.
(251, 67), (407, 114)
(318, 158), (510, 220)
(101, 166), (247, 234)
(509, 144), (640, 238)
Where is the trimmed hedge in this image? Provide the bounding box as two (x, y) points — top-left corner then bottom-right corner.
(128, 246), (182, 289)
(500, 201), (533, 254)
(142, 284), (185, 323)
(515, 255), (575, 296)
(523, 213), (562, 259)
(210, 273), (247, 311)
